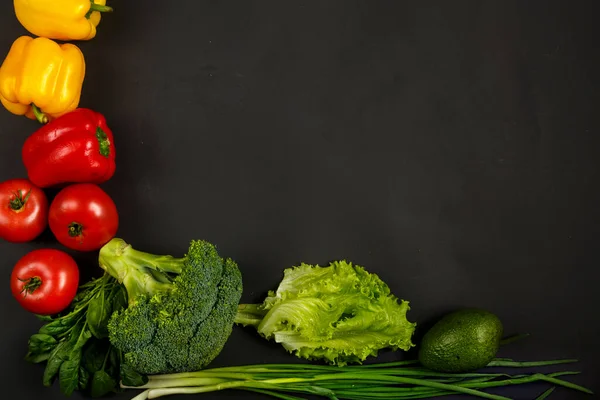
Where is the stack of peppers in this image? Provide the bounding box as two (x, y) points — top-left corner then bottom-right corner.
(0, 1), (117, 188)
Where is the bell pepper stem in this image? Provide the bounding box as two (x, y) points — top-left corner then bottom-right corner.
(31, 104), (48, 124)
(96, 127), (111, 157)
(89, 3), (113, 13)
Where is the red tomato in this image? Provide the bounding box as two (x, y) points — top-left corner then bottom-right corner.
(49, 183), (119, 252)
(0, 178), (48, 243)
(10, 249), (80, 315)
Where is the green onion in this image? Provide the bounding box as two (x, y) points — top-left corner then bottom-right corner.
(535, 387), (556, 400)
(121, 358), (593, 400)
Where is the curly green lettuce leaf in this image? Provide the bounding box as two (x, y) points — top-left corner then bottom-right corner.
(235, 261), (416, 366)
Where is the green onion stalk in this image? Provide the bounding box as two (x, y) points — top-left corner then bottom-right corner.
(121, 358), (593, 400)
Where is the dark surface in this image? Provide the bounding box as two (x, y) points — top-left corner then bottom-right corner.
(1, 1), (598, 399)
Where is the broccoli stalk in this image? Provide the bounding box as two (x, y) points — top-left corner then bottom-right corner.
(99, 238), (185, 304)
(97, 238), (243, 375)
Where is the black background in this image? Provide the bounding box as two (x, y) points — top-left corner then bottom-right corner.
(0, 1), (598, 399)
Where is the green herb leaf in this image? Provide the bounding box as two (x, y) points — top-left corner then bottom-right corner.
(87, 292), (112, 339)
(26, 333), (58, 359)
(78, 365), (90, 390)
(111, 285), (128, 312)
(120, 362), (148, 387)
(90, 370), (117, 398)
(108, 346), (120, 372)
(25, 333), (58, 363)
(43, 341), (71, 386)
(26, 351), (53, 363)
(29, 333), (58, 348)
(83, 340), (109, 374)
(59, 349), (81, 396)
(39, 314), (80, 336)
(74, 327), (93, 351)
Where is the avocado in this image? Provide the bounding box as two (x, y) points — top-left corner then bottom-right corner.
(418, 308), (503, 373)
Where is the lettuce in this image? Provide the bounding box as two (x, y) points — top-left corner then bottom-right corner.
(235, 261), (416, 366)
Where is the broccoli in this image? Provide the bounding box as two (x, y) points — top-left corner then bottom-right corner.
(98, 238), (243, 375)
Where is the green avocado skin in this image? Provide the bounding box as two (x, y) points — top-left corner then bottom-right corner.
(418, 309), (503, 373)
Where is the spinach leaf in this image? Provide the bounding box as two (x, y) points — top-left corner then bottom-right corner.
(26, 351), (53, 363)
(111, 285), (128, 312)
(73, 327), (92, 351)
(50, 318), (91, 396)
(78, 365), (90, 390)
(120, 362), (148, 387)
(90, 370), (117, 398)
(108, 346), (120, 373)
(59, 349), (81, 396)
(29, 275), (126, 397)
(87, 291), (112, 339)
(29, 333), (57, 350)
(43, 340), (71, 386)
(83, 340), (109, 374)
(26, 333), (58, 362)
(39, 314), (80, 336)
(39, 322), (70, 337)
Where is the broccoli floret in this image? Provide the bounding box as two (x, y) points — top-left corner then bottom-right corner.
(99, 238), (243, 375)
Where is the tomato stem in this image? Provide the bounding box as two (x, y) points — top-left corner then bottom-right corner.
(9, 189), (31, 211)
(68, 222), (84, 237)
(19, 276), (42, 296)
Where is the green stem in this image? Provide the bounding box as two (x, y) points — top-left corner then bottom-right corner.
(9, 189), (31, 211)
(100, 239), (185, 277)
(499, 333), (530, 346)
(535, 387), (555, 400)
(486, 359), (578, 368)
(244, 388), (307, 400)
(307, 374), (511, 399)
(347, 369), (507, 379)
(131, 389), (150, 400)
(19, 276), (42, 296)
(96, 127), (111, 157)
(68, 222), (84, 237)
(235, 304), (267, 327)
(124, 377), (231, 389)
(101, 347), (111, 371)
(89, 2), (113, 13)
(59, 315), (85, 340)
(132, 361), (593, 400)
(535, 373), (594, 394)
(351, 361), (421, 368)
(50, 276), (111, 322)
(31, 103), (48, 124)
(145, 374), (511, 400)
(458, 373), (592, 394)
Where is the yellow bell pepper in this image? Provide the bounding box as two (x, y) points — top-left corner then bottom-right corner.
(0, 36), (86, 123)
(14, 0), (113, 41)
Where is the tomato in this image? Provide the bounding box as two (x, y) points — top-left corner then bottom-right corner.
(10, 249), (80, 315)
(0, 178), (48, 243)
(49, 183), (119, 252)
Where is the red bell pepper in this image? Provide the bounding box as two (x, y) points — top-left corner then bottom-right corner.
(22, 108), (116, 188)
